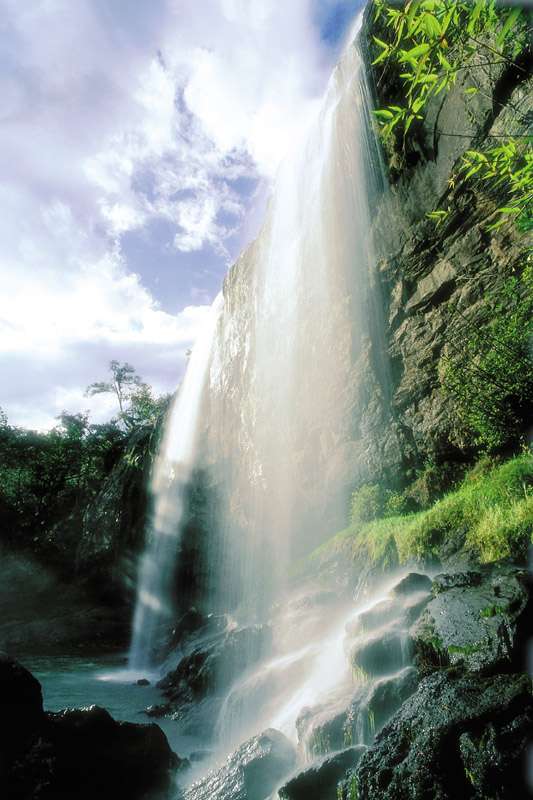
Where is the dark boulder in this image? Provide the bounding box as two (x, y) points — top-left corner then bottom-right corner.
(297, 667), (419, 758)
(296, 695), (353, 757)
(184, 728), (296, 800)
(432, 571), (483, 595)
(158, 624), (271, 708)
(41, 706), (181, 799)
(0, 655), (180, 800)
(411, 564), (529, 673)
(278, 746), (365, 800)
(0, 653), (44, 765)
(390, 573), (431, 596)
(344, 667), (419, 747)
(351, 629), (411, 678)
(354, 670), (533, 800)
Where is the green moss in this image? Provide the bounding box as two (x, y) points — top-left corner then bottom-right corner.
(301, 452), (533, 573)
(448, 642), (483, 657)
(480, 604), (506, 618)
(352, 664), (370, 685)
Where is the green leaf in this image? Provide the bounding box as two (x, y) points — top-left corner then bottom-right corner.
(373, 109), (394, 120)
(399, 43), (431, 63)
(497, 8), (522, 47)
(464, 87), (479, 95)
(422, 13), (442, 38)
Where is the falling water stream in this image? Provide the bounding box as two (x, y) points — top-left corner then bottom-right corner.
(129, 294), (223, 673)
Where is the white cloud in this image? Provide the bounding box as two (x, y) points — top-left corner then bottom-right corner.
(0, 0), (349, 428)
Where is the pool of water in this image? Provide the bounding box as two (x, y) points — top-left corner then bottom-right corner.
(21, 653), (198, 759)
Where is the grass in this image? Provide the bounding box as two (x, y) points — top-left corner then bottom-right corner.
(304, 452), (533, 574)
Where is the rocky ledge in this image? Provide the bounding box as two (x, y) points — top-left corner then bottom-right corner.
(339, 562), (532, 800)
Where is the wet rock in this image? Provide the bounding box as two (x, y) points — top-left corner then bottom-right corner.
(1, 655), (181, 800)
(297, 695), (353, 756)
(145, 703), (168, 718)
(354, 670), (533, 800)
(42, 706), (182, 797)
(411, 564), (529, 673)
(278, 746), (365, 800)
(351, 629), (411, 678)
(348, 599), (399, 635)
(158, 624), (270, 709)
(137, 678), (150, 686)
(189, 749), (211, 763)
(298, 667), (419, 758)
(344, 667), (419, 747)
(391, 573), (431, 596)
(432, 571), (483, 595)
(184, 728), (296, 800)
(0, 652), (44, 760)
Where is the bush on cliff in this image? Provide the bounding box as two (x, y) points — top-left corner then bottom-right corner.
(441, 264), (533, 453)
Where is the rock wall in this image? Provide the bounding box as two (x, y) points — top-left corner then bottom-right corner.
(364, 3), (532, 478)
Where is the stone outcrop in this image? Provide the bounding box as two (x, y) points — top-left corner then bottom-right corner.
(278, 746), (365, 800)
(151, 622), (271, 734)
(335, 562), (532, 800)
(353, 670), (532, 800)
(411, 564), (530, 674)
(363, 3), (533, 477)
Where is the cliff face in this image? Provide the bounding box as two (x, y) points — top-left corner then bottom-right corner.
(364, 6), (532, 478)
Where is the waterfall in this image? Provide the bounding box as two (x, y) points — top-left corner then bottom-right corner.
(206, 17), (386, 623)
(129, 294), (222, 673)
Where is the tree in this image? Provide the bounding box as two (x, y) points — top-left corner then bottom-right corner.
(86, 361), (170, 431)
(86, 360), (146, 417)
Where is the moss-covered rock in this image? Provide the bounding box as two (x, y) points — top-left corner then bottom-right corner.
(410, 564), (529, 673)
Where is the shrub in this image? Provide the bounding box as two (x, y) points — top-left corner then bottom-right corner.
(350, 484), (386, 527)
(441, 266), (533, 453)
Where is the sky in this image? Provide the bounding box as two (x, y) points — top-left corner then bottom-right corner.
(0, 0), (361, 430)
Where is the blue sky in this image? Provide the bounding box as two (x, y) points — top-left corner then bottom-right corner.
(0, 0), (362, 428)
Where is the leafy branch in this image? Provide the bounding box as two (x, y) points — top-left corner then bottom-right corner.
(371, 0), (532, 228)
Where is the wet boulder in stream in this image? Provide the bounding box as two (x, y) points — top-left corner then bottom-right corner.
(411, 564), (529, 673)
(278, 746), (366, 800)
(184, 728), (296, 800)
(157, 623), (271, 708)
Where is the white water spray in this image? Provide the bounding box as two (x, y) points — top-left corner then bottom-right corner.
(129, 294), (223, 672)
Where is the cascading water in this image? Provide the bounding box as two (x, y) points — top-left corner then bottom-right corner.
(206, 15), (386, 638)
(128, 294), (222, 673)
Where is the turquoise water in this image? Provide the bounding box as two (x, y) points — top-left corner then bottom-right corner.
(22, 654), (197, 759)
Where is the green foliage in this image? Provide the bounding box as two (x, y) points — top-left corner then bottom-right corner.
(441, 264), (533, 452)
(309, 453), (533, 571)
(0, 364), (167, 550)
(372, 0), (524, 137)
(459, 142), (533, 230)
(372, 0), (532, 228)
(384, 490), (410, 516)
(350, 483), (386, 526)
